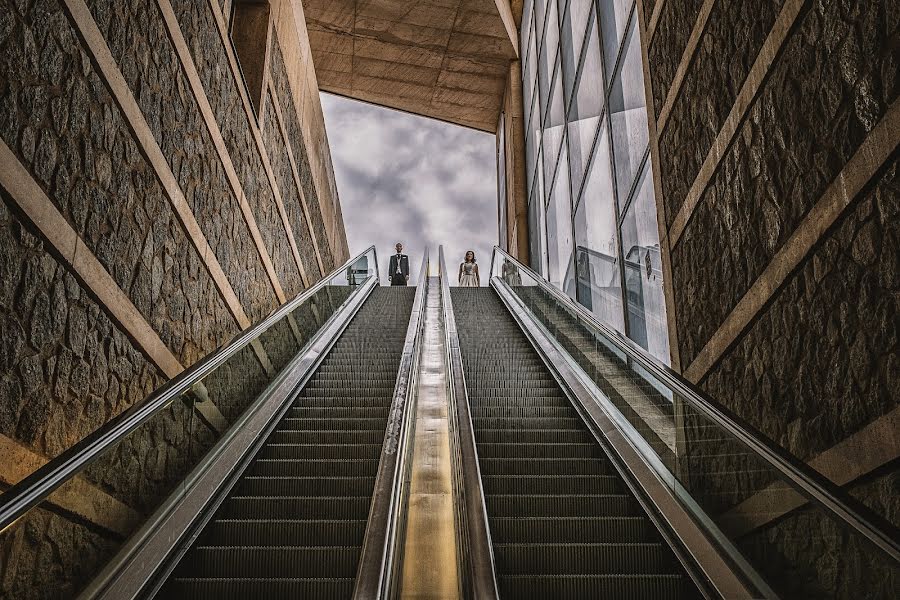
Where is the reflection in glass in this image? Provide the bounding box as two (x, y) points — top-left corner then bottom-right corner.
(497, 114), (507, 249)
(560, 0), (593, 104)
(526, 91), (541, 193)
(619, 162), (669, 363)
(608, 14), (648, 208)
(542, 59), (566, 193)
(528, 169), (549, 276)
(574, 122), (624, 330)
(0, 247), (376, 599)
(599, 0), (633, 80)
(566, 4), (604, 199)
(546, 144), (575, 297)
(490, 249), (899, 600)
(534, 0), (548, 55)
(522, 8), (538, 128)
(518, 0), (668, 363)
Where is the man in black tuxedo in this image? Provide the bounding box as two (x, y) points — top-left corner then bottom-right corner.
(388, 242), (410, 286)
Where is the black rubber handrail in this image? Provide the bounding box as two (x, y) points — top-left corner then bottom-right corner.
(0, 245), (381, 534)
(489, 245), (900, 563)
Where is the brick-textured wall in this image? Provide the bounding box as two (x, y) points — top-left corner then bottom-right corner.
(0, 0), (346, 596)
(648, 0), (899, 565)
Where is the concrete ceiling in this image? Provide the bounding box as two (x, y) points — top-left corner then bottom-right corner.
(302, 0), (519, 132)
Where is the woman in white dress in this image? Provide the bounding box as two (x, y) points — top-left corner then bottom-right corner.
(458, 250), (480, 287)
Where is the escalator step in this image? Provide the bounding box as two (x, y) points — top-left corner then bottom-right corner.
(472, 417), (586, 429)
(201, 519), (368, 546)
(479, 457), (610, 476)
(234, 476), (376, 497)
(476, 442), (604, 458)
(267, 430), (387, 445)
(486, 494), (639, 517)
(220, 496), (372, 520)
(259, 443), (383, 460)
(498, 574), (687, 599)
(471, 406), (579, 418)
(248, 459), (380, 478)
(489, 517), (655, 543)
(278, 417), (389, 431)
(493, 542), (675, 574)
(474, 429), (596, 444)
(163, 578), (355, 600)
(287, 406), (387, 418)
(176, 546), (361, 578)
(482, 475), (622, 495)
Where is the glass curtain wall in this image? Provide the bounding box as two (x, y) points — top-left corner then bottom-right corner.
(520, 0), (670, 363)
(497, 112), (508, 250)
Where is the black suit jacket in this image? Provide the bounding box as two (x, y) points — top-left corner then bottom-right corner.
(388, 254), (409, 279)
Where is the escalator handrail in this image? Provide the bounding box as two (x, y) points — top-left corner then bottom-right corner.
(489, 246), (900, 562)
(0, 245), (381, 534)
(353, 250), (431, 599)
(438, 246), (500, 599)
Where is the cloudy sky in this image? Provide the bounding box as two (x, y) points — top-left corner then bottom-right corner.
(320, 93), (498, 286)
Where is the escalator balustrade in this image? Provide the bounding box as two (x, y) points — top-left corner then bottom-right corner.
(452, 287), (698, 599)
(161, 287), (415, 599)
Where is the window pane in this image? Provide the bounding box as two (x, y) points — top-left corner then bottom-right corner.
(537, 31), (554, 123)
(542, 60), (565, 191)
(528, 169), (549, 277)
(526, 91), (541, 193)
(574, 122), (624, 330)
(546, 145), (575, 296)
(598, 0), (633, 81)
(560, 0), (592, 105)
(608, 14), (648, 210)
(498, 115), (507, 248)
(522, 10), (538, 128)
(566, 5), (603, 199)
(534, 0), (548, 54)
(619, 161), (669, 363)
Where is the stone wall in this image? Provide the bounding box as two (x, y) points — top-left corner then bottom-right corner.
(0, 0), (348, 596)
(645, 0), (900, 587)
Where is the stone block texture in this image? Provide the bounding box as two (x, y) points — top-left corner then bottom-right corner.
(170, 0), (307, 300)
(0, 0), (346, 596)
(650, 0), (899, 561)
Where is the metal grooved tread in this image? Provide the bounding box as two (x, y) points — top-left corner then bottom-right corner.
(451, 288), (697, 600)
(161, 287), (417, 600)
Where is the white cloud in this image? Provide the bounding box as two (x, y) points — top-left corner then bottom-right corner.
(321, 93), (499, 285)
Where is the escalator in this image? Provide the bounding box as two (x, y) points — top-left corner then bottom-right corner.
(0, 246), (429, 600)
(452, 287), (697, 599)
(1, 244), (897, 600)
(442, 247), (898, 600)
(161, 287), (415, 598)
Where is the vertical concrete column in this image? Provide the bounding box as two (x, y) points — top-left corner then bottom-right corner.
(502, 61), (530, 265)
(399, 277), (461, 599)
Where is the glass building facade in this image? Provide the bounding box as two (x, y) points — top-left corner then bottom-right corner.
(519, 0), (670, 363)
